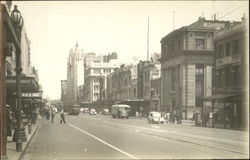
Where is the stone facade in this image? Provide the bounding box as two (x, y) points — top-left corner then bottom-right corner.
(83, 52), (118, 103)
(66, 42), (84, 104)
(160, 17), (228, 119)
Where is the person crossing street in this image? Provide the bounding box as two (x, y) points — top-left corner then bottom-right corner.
(60, 110), (66, 124)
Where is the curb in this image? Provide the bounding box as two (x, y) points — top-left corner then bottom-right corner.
(18, 121), (40, 160)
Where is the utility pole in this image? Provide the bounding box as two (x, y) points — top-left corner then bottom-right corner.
(173, 11), (175, 30)
(147, 17), (149, 61)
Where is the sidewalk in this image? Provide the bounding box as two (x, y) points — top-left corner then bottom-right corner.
(6, 117), (41, 160)
(129, 116), (247, 131)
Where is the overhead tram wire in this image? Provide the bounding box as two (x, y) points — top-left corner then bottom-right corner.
(217, 5), (243, 20)
(204, 5), (244, 28)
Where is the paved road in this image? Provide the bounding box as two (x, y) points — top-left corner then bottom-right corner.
(22, 113), (249, 159)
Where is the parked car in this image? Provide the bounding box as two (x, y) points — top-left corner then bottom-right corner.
(148, 111), (164, 124)
(83, 108), (89, 113)
(102, 109), (110, 115)
(89, 108), (97, 115)
(80, 107), (84, 112)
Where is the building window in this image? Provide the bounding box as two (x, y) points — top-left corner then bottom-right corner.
(134, 88), (136, 97)
(225, 42), (231, 56)
(170, 68), (175, 91)
(233, 39), (239, 55)
(125, 78), (128, 87)
(171, 97), (176, 110)
(218, 45), (223, 58)
(178, 40), (181, 49)
(233, 66), (240, 85)
(195, 82), (202, 97)
(196, 39), (206, 49)
(225, 67), (230, 86)
(217, 69), (222, 88)
(164, 44), (168, 56)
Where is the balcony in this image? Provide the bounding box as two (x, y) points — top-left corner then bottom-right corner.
(216, 56), (232, 66)
(232, 54), (241, 63)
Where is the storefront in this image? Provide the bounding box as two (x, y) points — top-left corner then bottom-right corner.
(204, 93), (244, 129)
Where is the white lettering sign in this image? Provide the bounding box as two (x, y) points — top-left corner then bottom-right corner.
(21, 92), (42, 97)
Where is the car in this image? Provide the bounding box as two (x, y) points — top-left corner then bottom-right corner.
(83, 108), (89, 113)
(89, 108), (97, 115)
(148, 111), (164, 124)
(102, 109), (109, 115)
(80, 107), (84, 112)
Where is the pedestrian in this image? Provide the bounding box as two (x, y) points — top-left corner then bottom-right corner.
(46, 110), (50, 120)
(135, 111), (138, 118)
(166, 112), (170, 123)
(51, 108), (56, 123)
(60, 110), (66, 124)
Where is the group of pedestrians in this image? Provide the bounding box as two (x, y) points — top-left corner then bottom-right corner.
(164, 110), (182, 124)
(42, 106), (66, 124)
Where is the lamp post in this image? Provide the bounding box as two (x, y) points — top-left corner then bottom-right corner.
(150, 88), (154, 111)
(11, 5), (25, 152)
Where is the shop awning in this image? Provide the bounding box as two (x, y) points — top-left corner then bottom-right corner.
(6, 76), (40, 93)
(204, 93), (241, 102)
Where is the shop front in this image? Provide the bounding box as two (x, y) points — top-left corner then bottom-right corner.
(204, 93), (245, 129)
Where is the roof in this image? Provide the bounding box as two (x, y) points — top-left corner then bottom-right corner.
(161, 17), (229, 42)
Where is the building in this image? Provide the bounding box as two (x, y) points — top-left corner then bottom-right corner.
(137, 60), (150, 99)
(83, 52), (118, 104)
(106, 54), (161, 116)
(142, 55), (161, 113)
(61, 80), (67, 104)
(5, 15), (41, 119)
(1, 3), (42, 157)
(66, 42), (84, 104)
(107, 64), (142, 115)
(205, 17), (248, 128)
(160, 16), (229, 119)
(109, 64), (137, 101)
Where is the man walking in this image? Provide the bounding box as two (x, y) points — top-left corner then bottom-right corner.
(51, 108), (56, 123)
(60, 110), (66, 124)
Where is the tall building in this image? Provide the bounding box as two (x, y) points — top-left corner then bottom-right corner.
(160, 17), (229, 119)
(61, 80), (67, 104)
(205, 17), (248, 128)
(66, 42), (84, 104)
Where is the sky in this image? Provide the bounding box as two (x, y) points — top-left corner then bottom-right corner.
(11, 1), (249, 100)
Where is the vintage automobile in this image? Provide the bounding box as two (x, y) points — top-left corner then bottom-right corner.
(148, 111), (164, 124)
(89, 108), (97, 115)
(83, 108), (89, 113)
(102, 109), (110, 115)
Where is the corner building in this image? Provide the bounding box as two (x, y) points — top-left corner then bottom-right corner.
(160, 17), (228, 119)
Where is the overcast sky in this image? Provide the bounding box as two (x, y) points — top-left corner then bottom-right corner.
(12, 1), (248, 100)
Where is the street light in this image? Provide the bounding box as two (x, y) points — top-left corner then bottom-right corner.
(150, 88), (155, 111)
(11, 5), (26, 152)
(11, 5), (24, 36)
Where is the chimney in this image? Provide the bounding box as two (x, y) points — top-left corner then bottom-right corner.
(241, 14), (246, 22)
(214, 14), (217, 21)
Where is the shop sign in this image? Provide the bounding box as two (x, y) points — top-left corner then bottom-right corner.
(21, 92), (42, 98)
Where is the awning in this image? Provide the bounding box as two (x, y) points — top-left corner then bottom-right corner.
(6, 76), (40, 93)
(204, 93), (241, 102)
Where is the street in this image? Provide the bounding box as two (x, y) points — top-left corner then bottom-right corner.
(21, 113), (249, 159)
